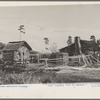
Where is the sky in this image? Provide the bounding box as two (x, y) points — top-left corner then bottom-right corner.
(0, 4), (100, 52)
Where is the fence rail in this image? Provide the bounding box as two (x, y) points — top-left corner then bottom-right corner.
(39, 57), (68, 67)
(38, 55), (86, 67)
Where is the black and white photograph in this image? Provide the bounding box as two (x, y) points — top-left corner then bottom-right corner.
(0, 2), (100, 85)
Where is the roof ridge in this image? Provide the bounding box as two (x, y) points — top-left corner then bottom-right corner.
(9, 41), (25, 43)
(3, 41), (32, 51)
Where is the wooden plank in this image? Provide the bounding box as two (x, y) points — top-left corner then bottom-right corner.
(87, 56), (93, 65)
(68, 55), (81, 59)
(89, 54), (100, 63)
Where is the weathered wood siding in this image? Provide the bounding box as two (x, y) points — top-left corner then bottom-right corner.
(14, 46), (30, 62)
(3, 51), (14, 62)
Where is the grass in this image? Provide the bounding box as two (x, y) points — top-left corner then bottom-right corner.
(0, 63), (100, 84)
(0, 66), (57, 84)
(55, 68), (100, 83)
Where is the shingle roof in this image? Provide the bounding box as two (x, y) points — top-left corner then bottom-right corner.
(3, 41), (32, 51)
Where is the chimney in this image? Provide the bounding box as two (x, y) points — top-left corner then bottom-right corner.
(74, 36), (81, 55)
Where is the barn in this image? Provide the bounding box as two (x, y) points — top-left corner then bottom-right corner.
(2, 41), (32, 64)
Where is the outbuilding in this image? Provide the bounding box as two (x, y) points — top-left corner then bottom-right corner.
(2, 41), (32, 64)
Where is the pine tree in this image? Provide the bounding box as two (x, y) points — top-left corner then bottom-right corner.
(44, 37), (49, 52)
(90, 35), (96, 42)
(67, 36), (72, 46)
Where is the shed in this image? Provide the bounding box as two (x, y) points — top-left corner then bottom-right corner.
(3, 41), (32, 63)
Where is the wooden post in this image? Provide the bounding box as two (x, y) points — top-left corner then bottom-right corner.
(79, 57), (80, 65)
(81, 54), (87, 67)
(45, 58), (48, 67)
(37, 54), (40, 64)
(87, 55), (93, 66)
(63, 53), (68, 66)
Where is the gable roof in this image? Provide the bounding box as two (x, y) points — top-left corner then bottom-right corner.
(59, 43), (75, 56)
(59, 39), (99, 56)
(3, 41), (32, 51)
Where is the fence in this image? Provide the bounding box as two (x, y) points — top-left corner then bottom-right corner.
(39, 58), (68, 67)
(29, 53), (94, 67)
(67, 55), (84, 66)
(39, 55), (86, 67)
(39, 53), (69, 67)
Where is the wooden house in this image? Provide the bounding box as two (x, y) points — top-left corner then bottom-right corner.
(59, 37), (100, 66)
(60, 37), (99, 58)
(2, 41), (32, 64)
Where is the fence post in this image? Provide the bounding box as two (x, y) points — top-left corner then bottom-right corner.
(45, 58), (48, 67)
(37, 54), (40, 64)
(63, 53), (69, 66)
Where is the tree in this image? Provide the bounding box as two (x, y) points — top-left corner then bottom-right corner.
(44, 37), (49, 52)
(0, 42), (5, 49)
(50, 42), (58, 53)
(67, 36), (72, 46)
(97, 39), (100, 44)
(90, 35), (96, 42)
(66, 36), (73, 56)
(18, 25), (25, 41)
(97, 39), (100, 50)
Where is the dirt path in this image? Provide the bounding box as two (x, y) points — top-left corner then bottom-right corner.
(56, 66), (100, 74)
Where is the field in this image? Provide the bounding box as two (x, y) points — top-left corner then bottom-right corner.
(0, 63), (100, 84)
